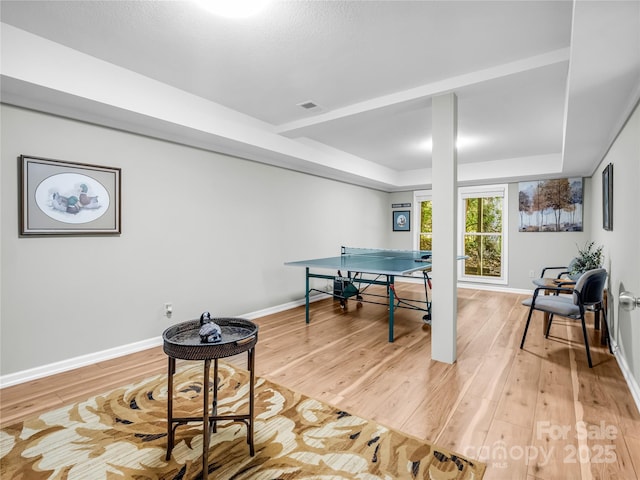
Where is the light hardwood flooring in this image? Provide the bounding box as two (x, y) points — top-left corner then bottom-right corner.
(2, 285), (639, 479)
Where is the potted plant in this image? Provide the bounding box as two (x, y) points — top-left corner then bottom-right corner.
(568, 241), (604, 279)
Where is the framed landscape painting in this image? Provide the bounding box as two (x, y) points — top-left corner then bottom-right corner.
(518, 177), (583, 232)
(20, 155), (121, 235)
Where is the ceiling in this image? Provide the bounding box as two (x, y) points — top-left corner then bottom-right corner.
(1, 0), (639, 191)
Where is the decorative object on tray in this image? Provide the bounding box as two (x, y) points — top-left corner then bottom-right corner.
(198, 311), (222, 343)
(199, 311), (212, 325)
(199, 322), (222, 343)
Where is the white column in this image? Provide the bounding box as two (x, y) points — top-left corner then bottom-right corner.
(431, 93), (458, 364)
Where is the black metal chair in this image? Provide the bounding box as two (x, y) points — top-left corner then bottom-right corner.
(531, 258), (577, 290)
(521, 268), (610, 368)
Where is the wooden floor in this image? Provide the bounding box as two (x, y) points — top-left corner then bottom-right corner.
(2, 285), (639, 479)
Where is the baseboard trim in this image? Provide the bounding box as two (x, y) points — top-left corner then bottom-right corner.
(457, 282), (532, 295)
(0, 337), (163, 388)
(397, 276), (532, 295)
(240, 292), (329, 320)
(3, 290), (637, 412)
(612, 339), (640, 414)
(0, 293), (327, 388)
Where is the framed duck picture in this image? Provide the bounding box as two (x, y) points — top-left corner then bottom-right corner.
(20, 155), (121, 235)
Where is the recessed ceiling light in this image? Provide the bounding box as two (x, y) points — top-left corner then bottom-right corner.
(456, 135), (483, 150)
(194, 0), (271, 19)
(417, 138), (433, 152)
(416, 135), (483, 152)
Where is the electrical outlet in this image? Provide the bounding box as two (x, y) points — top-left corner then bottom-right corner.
(164, 303), (173, 318)
(528, 270), (535, 278)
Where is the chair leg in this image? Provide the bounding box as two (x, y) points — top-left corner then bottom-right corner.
(520, 307), (534, 349)
(600, 304), (613, 354)
(580, 314), (593, 368)
(545, 313), (554, 338)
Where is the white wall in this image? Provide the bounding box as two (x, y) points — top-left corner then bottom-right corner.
(0, 105), (389, 376)
(590, 102), (640, 388)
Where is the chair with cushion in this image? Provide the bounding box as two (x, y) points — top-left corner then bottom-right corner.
(520, 268), (610, 368)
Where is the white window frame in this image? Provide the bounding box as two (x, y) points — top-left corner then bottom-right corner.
(457, 184), (508, 285)
(413, 185), (509, 285)
(413, 190), (432, 251)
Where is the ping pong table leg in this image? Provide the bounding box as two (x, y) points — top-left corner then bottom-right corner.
(305, 267), (310, 324)
(423, 270), (432, 324)
(388, 275), (395, 342)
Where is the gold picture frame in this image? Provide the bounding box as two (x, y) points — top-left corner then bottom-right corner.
(20, 155), (121, 235)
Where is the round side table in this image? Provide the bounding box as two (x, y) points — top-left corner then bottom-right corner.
(162, 318), (258, 480)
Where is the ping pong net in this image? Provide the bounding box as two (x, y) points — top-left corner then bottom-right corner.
(340, 246), (432, 259)
(334, 246), (435, 325)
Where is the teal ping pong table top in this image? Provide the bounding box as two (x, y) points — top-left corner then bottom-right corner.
(285, 246), (434, 276)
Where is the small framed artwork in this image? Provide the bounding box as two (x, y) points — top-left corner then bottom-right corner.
(602, 163), (613, 231)
(20, 155), (121, 235)
(393, 210), (410, 232)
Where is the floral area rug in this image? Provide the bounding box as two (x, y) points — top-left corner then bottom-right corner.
(1, 360), (485, 479)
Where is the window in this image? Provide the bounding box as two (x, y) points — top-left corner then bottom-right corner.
(414, 190), (432, 250)
(413, 185), (508, 284)
(459, 185), (508, 284)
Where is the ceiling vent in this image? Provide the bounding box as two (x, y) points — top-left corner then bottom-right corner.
(297, 101), (320, 110)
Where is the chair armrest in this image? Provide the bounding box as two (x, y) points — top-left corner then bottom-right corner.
(533, 285), (575, 297)
(540, 266), (568, 278)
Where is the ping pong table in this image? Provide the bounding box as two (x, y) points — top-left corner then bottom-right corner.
(285, 246), (441, 342)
